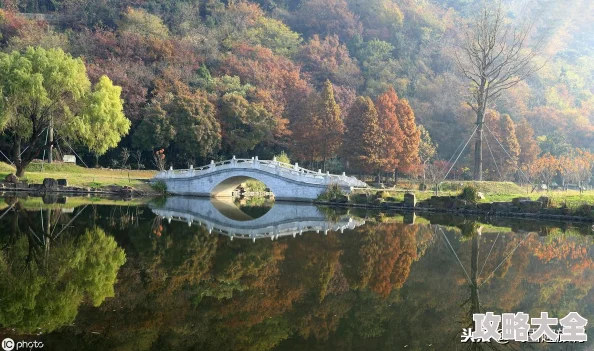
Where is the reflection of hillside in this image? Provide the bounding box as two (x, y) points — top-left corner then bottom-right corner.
(2, 203), (594, 350)
(37, 219), (434, 350)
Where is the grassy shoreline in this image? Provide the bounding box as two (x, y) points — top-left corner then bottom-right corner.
(353, 181), (594, 209)
(0, 161), (156, 191)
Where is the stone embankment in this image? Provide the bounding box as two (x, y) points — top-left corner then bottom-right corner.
(1, 173), (144, 197)
(315, 192), (594, 222)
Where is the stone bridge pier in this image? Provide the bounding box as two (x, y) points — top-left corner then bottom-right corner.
(152, 157), (367, 202)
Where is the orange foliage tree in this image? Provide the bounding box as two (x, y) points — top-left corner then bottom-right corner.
(394, 93), (421, 175)
(524, 153), (560, 188)
(515, 119), (541, 166)
(341, 96), (383, 174)
(375, 87), (404, 175)
(317, 80), (344, 170)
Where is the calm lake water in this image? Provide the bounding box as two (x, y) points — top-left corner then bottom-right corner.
(0, 196), (593, 350)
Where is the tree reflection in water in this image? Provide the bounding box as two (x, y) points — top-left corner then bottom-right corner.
(0, 199), (593, 350)
(0, 200), (126, 334)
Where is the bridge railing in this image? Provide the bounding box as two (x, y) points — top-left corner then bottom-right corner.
(154, 157), (368, 188)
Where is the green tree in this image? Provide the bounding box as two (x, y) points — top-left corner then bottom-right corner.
(118, 7), (170, 39)
(133, 89), (221, 163)
(246, 17), (302, 57)
(355, 39), (403, 97)
(0, 47), (130, 176)
(169, 93), (221, 161)
(219, 93), (276, 156)
(69, 76), (130, 159)
(132, 103), (175, 151)
(418, 125), (438, 181)
(341, 96), (382, 173)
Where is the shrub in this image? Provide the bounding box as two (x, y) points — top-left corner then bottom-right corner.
(459, 185), (479, 203)
(375, 191), (391, 199)
(244, 179), (268, 192)
(571, 204), (594, 218)
(275, 151), (290, 164)
(351, 193), (370, 204)
(318, 183), (345, 201)
(151, 180), (168, 195)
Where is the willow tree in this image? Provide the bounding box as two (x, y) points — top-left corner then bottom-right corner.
(0, 47), (130, 176)
(457, 2), (542, 180)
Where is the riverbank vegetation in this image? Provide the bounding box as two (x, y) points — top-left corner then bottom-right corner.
(0, 0), (593, 193)
(318, 182), (594, 218)
(0, 161), (155, 188)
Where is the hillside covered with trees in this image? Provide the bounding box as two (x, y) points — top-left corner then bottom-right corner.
(0, 0), (593, 182)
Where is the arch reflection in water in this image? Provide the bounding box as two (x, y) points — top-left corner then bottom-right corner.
(149, 196), (365, 241)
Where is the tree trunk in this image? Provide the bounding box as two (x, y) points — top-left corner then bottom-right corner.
(14, 136), (25, 177)
(470, 234), (481, 315)
(48, 117), (54, 164)
(376, 170), (381, 188)
(473, 108), (485, 181)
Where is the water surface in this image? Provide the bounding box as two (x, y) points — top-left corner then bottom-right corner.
(0, 196), (593, 350)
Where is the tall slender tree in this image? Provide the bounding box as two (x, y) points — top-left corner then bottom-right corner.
(515, 119), (540, 165)
(317, 80), (344, 171)
(457, 2), (542, 180)
(394, 95), (420, 175)
(375, 87), (404, 176)
(291, 92), (322, 165)
(498, 114), (520, 178)
(341, 96), (382, 174)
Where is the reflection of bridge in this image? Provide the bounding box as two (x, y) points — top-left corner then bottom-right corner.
(153, 157), (367, 201)
(149, 197), (365, 241)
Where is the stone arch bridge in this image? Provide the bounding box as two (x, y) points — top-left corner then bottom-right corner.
(153, 157), (367, 202)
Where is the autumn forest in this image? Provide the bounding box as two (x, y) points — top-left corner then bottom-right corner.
(0, 0), (593, 181)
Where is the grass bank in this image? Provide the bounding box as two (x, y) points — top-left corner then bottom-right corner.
(355, 181), (594, 208)
(0, 161), (156, 191)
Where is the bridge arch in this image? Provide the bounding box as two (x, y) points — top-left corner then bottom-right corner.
(211, 175), (272, 198)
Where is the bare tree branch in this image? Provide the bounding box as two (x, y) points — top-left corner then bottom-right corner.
(456, 0), (544, 180)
